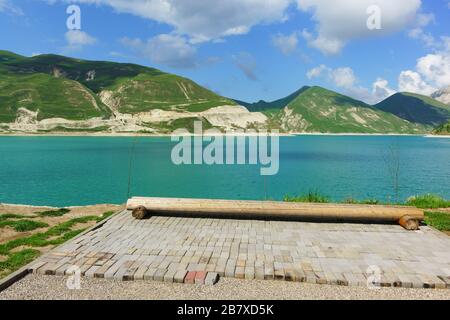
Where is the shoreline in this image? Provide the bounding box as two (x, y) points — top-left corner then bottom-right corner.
(0, 132), (447, 138)
(0, 202), (123, 209)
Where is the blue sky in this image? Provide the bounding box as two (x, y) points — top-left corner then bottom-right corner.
(1, 0), (449, 103)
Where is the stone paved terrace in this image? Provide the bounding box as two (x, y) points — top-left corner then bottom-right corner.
(28, 210), (450, 289)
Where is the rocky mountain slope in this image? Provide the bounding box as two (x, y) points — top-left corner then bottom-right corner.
(431, 86), (450, 105)
(0, 50), (444, 134)
(0, 50), (267, 133)
(262, 86), (426, 134)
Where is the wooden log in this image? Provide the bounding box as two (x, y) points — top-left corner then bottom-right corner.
(398, 215), (420, 230)
(126, 197), (424, 229)
(132, 206), (148, 220)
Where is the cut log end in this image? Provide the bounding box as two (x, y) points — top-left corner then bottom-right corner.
(132, 206), (148, 220)
(398, 216), (420, 230)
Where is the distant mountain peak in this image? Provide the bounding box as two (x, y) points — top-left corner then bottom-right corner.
(431, 86), (450, 105)
(234, 86), (310, 112)
(375, 91), (450, 126)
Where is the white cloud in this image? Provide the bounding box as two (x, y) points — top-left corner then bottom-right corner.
(272, 32), (299, 55)
(0, 0), (23, 15)
(65, 30), (97, 50)
(372, 78), (396, 101)
(397, 36), (450, 95)
(416, 53), (450, 89)
(297, 0), (421, 55)
(307, 65), (396, 103)
(306, 64), (327, 79)
(301, 29), (344, 55)
(307, 65), (356, 89)
(398, 70), (436, 95)
(120, 34), (197, 69)
(233, 52), (258, 81)
(328, 67), (357, 89)
(59, 0), (290, 42)
(408, 13), (436, 47)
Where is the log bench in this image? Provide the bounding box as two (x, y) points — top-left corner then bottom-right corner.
(126, 197), (424, 230)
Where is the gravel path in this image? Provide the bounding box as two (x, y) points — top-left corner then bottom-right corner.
(1, 275), (449, 300)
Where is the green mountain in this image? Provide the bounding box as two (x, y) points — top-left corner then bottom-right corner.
(265, 86), (426, 133)
(375, 92), (450, 126)
(0, 50), (435, 134)
(234, 86), (310, 112)
(0, 50), (236, 123)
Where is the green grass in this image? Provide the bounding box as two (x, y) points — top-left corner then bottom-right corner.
(37, 208), (70, 217)
(406, 194), (450, 209)
(284, 192), (449, 209)
(0, 220), (49, 232)
(0, 213), (28, 221)
(284, 191), (330, 203)
(425, 212), (450, 231)
(342, 197), (379, 205)
(0, 249), (40, 277)
(0, 210), (116, 279)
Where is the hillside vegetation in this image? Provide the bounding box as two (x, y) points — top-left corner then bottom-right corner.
(375, 92), (450, 126)
(0, 50), (446, 134)
(267, 86), (427, 133)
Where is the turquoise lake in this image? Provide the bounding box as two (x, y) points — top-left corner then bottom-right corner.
(0, 135), (448, 207)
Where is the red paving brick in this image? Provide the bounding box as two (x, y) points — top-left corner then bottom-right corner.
(195, 271), (207, 285)
(184, 271), (196, 284)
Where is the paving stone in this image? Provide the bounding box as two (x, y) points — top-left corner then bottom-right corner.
(153, 269), (167, 282)
(29, 209), (450, 290)
(184, 271), (196, 284)
(195, 271), (207, 285)
(163, 269), (177, 283)
(143, 268), (157, 281)
(205, 272), (220, 285)
(174, 270), (188, 284)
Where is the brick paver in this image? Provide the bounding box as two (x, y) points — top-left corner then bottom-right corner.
(28, 210), (450, 289)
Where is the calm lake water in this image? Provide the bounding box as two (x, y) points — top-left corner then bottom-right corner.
(0, 135), (448, 207)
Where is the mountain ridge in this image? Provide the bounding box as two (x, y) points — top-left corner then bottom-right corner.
(0, 50), (444, 134)
(375, 92), (450, 126)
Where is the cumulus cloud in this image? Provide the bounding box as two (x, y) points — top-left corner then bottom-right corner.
(416, 53), (450, 89)
(398, 70), (436, 95)
(397, 37), (450, 95)
(372, 78), (396, 101)
(307, 65), (396, 104)
(120, 34), (197, 69)
(272, 32), (299, 55)
(306, 64), (327, 79)
(297, 0), (421, 55)
(57, 0), (290, 43)
(307, 65), (356, 89)
(64, 30), (97, 51)
(233, 52), (258, 81)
